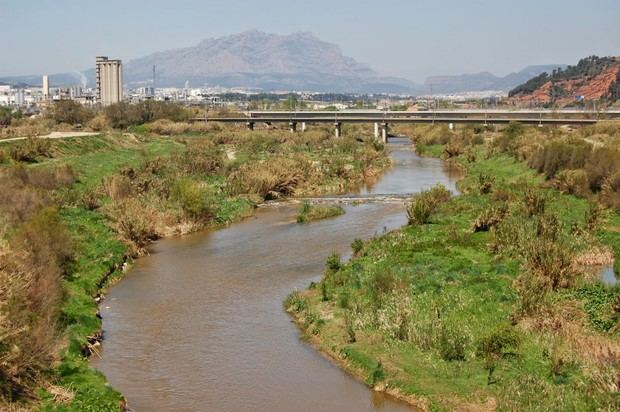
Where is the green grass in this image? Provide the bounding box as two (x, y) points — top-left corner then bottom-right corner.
(39, 206), (127, 411)
(17, 129), (389, 410)
(289, 144), (620, 410)
(296, 202), (345, 223)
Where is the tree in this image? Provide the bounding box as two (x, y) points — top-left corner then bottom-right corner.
(0, 106), (12, 127)
(50, 100), (93, 125)
(104, 102), (142, 129)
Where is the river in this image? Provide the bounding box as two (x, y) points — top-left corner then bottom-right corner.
(92, 137), (459, 411)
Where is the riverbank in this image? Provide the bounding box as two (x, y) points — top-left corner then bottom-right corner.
(0, 127), (390, 411)
(288, 125), (620, 411)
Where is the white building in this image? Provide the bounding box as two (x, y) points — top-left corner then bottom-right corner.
(42, 75), (50, 100)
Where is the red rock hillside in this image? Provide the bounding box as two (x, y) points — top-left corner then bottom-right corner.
(509, 56), (620, 106)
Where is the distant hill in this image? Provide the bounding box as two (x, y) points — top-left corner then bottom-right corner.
(123, 30), (416, 93)
(0, 30), (417, 93)
(423, 65), (566, 94)
(509, 56), (620, 105)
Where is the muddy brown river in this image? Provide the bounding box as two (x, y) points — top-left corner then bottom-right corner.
(92, 138), (459, 411)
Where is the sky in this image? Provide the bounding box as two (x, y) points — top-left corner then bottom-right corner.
(1, 0), (619, 82)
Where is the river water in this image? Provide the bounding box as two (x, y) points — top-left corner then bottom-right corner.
(92, 138), (459, 411)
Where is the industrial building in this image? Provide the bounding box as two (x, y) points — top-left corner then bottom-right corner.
(95, 56), (123, 106)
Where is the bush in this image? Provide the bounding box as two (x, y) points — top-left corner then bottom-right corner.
(553, 169), (590, 197)
(522, 189), (547, 216)
(9, 138), (52, 162)
(326, 252), (341, 272)
(0, 207), (73, 399)
(478, 173), (495, 194)
(148, 119), (191, 135)
(105, 198), (159, 253)
(528, 138), (592, 179)
(472, 205), (509, 233)
(494, 122), (524, 155)
(351, 238), (364, 255)
(104, 102), (142, 129)
(406, 184), (451, 225)
(228, 156), (312, 199)
(476, 324), (521, 384)
(50, 100), (93, 125)
(86, 114), (110, 131)
(438, 321), (469, 361)
(181, 139), (224, 174)
(102, 174), (133, 201)
(600, 170), (620, 211)
(585, 146), (620, 191)
(171, 178), (215, 220)
(296, 202), (344, 223)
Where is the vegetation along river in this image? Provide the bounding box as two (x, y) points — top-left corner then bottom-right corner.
(92, 138), (460, 411)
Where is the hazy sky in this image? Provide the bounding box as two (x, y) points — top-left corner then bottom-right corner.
(2, 0), (619, 81)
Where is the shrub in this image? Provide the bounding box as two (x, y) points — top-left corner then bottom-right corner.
(476, 324), (521, 384)
(528, 138), (592, 179)
(444, 141), (464, 158)
(493, 122), (524, 155)
(351, 238), (364, 255)
(297, 202), (344, 223)
(326, 252), (342, 272)
(438, 321), (469, 361)
(148, 119), (191, 135)
(584, 202), (602, 232)
(472, 204), (509, 233)
(9, 138), (52, 162)
(105, 198), (159, 253)
(0, 207), (73, 399)
(86, 113), (110, 131)
(178, 139), (224, 175)
(478, 173), (495, 194)
(406, 184), (451, 225)
(523, 189), (547, 216)
(344, 310), (356, 343)
(104, 102), (142, 129)
(102, 174), (133, 201)
(50, 100), (93, 125)
(171, 178), (214, 220)
(553, 169), (590, 197)
(228, 157), (312, 199)
(585, 146), (620, 191)
(600, 170), (620, 211)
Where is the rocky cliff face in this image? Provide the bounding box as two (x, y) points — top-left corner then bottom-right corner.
(509, 56), (620, 106)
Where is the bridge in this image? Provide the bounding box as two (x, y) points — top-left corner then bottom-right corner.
(191, 110), (601, 142)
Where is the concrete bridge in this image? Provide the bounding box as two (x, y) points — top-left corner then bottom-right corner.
(191, 111), (599, 142)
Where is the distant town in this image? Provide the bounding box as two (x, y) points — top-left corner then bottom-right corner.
(0, 56), (513, 113)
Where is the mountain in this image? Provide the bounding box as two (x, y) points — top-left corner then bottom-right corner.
(123, 30), (416, 93)
(0, 31), (417, 93)
(423, 65), (566, 94)
(508, 56), (620, 105)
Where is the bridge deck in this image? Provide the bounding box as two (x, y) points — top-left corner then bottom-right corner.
(191, 117), (597, 125)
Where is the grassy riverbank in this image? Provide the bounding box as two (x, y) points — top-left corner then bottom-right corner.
(288, 123), (620, 411)
(0, 126), (389, 411)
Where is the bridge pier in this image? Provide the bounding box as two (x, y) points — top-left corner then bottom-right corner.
(246, 121), (255, 131)
(289, 121), (297, 133)
(335, 122), (342, 138)
(374, 122), (380, 139)
(301, 122), (307, 132)
(381, 122), (389, 143)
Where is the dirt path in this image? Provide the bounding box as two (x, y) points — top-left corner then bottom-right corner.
(0, 131), (100, 143)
